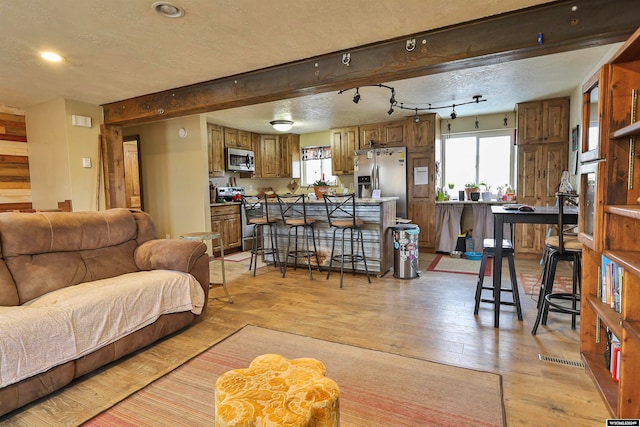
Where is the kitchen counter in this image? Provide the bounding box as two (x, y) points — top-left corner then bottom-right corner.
(262, 197), (398, 275)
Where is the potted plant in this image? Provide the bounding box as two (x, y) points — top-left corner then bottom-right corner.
(465, 183), (480, 201)
(312, 179), (329, 200)
(480, 181), (492, 201)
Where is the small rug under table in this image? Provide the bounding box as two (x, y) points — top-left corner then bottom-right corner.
(85, 325), (505, 427)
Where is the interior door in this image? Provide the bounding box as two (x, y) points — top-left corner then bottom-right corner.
(123, 136), (143, 210)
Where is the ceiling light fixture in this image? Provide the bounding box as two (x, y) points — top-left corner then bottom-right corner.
(414, 109), (420, 123)
(40, 51), (64, 62)
(270, 120), (294, 132)
(152, 1), (185, 18)
(450, 106), (457, 120)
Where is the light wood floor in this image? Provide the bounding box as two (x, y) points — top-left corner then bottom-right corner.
(2, 252), (609, 426)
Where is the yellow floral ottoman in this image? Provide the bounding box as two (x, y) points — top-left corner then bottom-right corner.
(214, 353), (340, 427)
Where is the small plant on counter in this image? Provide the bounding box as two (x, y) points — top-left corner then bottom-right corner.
(312, 179), (329, 187)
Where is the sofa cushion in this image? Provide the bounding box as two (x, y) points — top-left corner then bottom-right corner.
(7, 241), (139, 304)
(0, 260), (19, 306)
(0, 209), (136, 257)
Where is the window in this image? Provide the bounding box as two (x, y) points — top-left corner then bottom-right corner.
(442, 130), (514, 193)
(302, 146), (335, 185)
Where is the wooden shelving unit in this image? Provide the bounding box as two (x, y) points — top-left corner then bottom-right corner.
(580, 27), (640, 419)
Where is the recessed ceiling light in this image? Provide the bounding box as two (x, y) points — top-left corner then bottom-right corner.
(152, 1), (185, 18)
(40, 51), (64, 62)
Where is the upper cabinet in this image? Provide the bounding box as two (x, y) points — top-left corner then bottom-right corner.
(358, 121), (406, 149)
(224, 127), (252, 149)
(207, 124), (225, 177)
(258, 134), (299, 178)
(331, 126), (359, 175)
(517, 97), (569, 145)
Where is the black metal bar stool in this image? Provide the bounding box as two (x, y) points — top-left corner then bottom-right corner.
(242, 194), (281, 276)
(531, 192), (581, 335)
(323, 193), (371, 288)
(474, 238), (522, 320)
(277, 194), (321, 279)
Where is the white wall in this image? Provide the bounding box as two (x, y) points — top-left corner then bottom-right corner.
(125, 115), (210, 240)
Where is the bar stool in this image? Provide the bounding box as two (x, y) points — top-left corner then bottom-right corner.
(474, 238), (522, 320)
(531, 192), (581, 335)
(323, 193), (371, 288)
(277, 194), (321, 279)
(180, 231), (232, 303)
(242, 194), (281, 276)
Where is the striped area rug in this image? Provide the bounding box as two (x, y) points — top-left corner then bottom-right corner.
(84, 325), (505, 426)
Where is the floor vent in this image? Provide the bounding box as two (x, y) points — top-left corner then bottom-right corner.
(538, 354), (585, 368)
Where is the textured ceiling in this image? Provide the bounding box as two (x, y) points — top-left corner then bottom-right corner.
(0, 0), (620, 133)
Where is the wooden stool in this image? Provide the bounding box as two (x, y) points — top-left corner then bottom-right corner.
(180, 231), (232, 303)
(215, 354), (340, 427)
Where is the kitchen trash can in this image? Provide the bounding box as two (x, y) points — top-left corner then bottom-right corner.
(390, 224), (420, 279)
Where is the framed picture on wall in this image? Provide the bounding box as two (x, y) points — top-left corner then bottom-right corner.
(572, 125), (579, 152)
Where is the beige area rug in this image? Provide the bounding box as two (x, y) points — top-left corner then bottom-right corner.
(426, 254), (491, 276)
(222, 251), (252, 262)
(84, 325), (505, 427)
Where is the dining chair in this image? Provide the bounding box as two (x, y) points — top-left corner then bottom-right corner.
(531, 192), (581, 335)
(323, 193), (370, 288)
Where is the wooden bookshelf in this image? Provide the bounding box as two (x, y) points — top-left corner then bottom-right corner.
(580, 27), (640, 419)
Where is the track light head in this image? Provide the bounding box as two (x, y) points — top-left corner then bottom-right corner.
(387, 106), (394, 115)
(353, 88), (361, 104)
(450, 107), (457, 120)
(414, 108), (420, 123)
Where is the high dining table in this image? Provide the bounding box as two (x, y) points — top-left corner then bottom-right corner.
(490, 205), (578, 328)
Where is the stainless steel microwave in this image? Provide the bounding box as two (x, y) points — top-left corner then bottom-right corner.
(226, 148), (255, 172)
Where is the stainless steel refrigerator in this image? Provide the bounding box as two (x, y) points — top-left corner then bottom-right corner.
(354, 146), (407, 218)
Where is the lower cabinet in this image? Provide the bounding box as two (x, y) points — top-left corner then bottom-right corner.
(210, 204), (241, 252)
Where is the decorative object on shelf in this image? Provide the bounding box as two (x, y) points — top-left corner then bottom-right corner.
(270, 120), (294, 132)
(312, 178), (329, 200)
(337, 84), (486, 118)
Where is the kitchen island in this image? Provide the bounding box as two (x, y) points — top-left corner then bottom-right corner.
(263, 196), (398, 276)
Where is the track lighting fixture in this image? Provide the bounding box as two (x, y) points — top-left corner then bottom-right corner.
(504, 114), (509, 127)
(338, 85), (486, 120)
(353, 88), (361, 104)
(475, 117), (479, 129)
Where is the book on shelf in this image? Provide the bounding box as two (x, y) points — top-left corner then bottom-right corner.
(610, 332), (621, 382)
(600, 255), (624, 313)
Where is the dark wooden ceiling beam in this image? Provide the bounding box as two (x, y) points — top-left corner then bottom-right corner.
(103, 0), (640, 125)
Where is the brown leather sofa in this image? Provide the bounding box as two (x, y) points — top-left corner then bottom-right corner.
(0, 208), (210, 416)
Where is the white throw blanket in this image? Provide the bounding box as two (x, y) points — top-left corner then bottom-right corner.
(0, 270), (204, 388)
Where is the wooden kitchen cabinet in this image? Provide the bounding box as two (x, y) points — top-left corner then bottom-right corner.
(357, 121), (405, 149)
(514, 142), (567, 254)
(210, 204), (241, 252)
(207, 124), (225, 177)
(517, 97), (569, 145)
(405, 113), (436, 152)
(259, 134), (299, 178)
(330, 126), (358, 175)
(251, 132), (262, 177)
(223, 127), (252, 149)
(515, 97), (569, 255)
(359, 123), (380, 149)
(382, 120), (406, 147)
